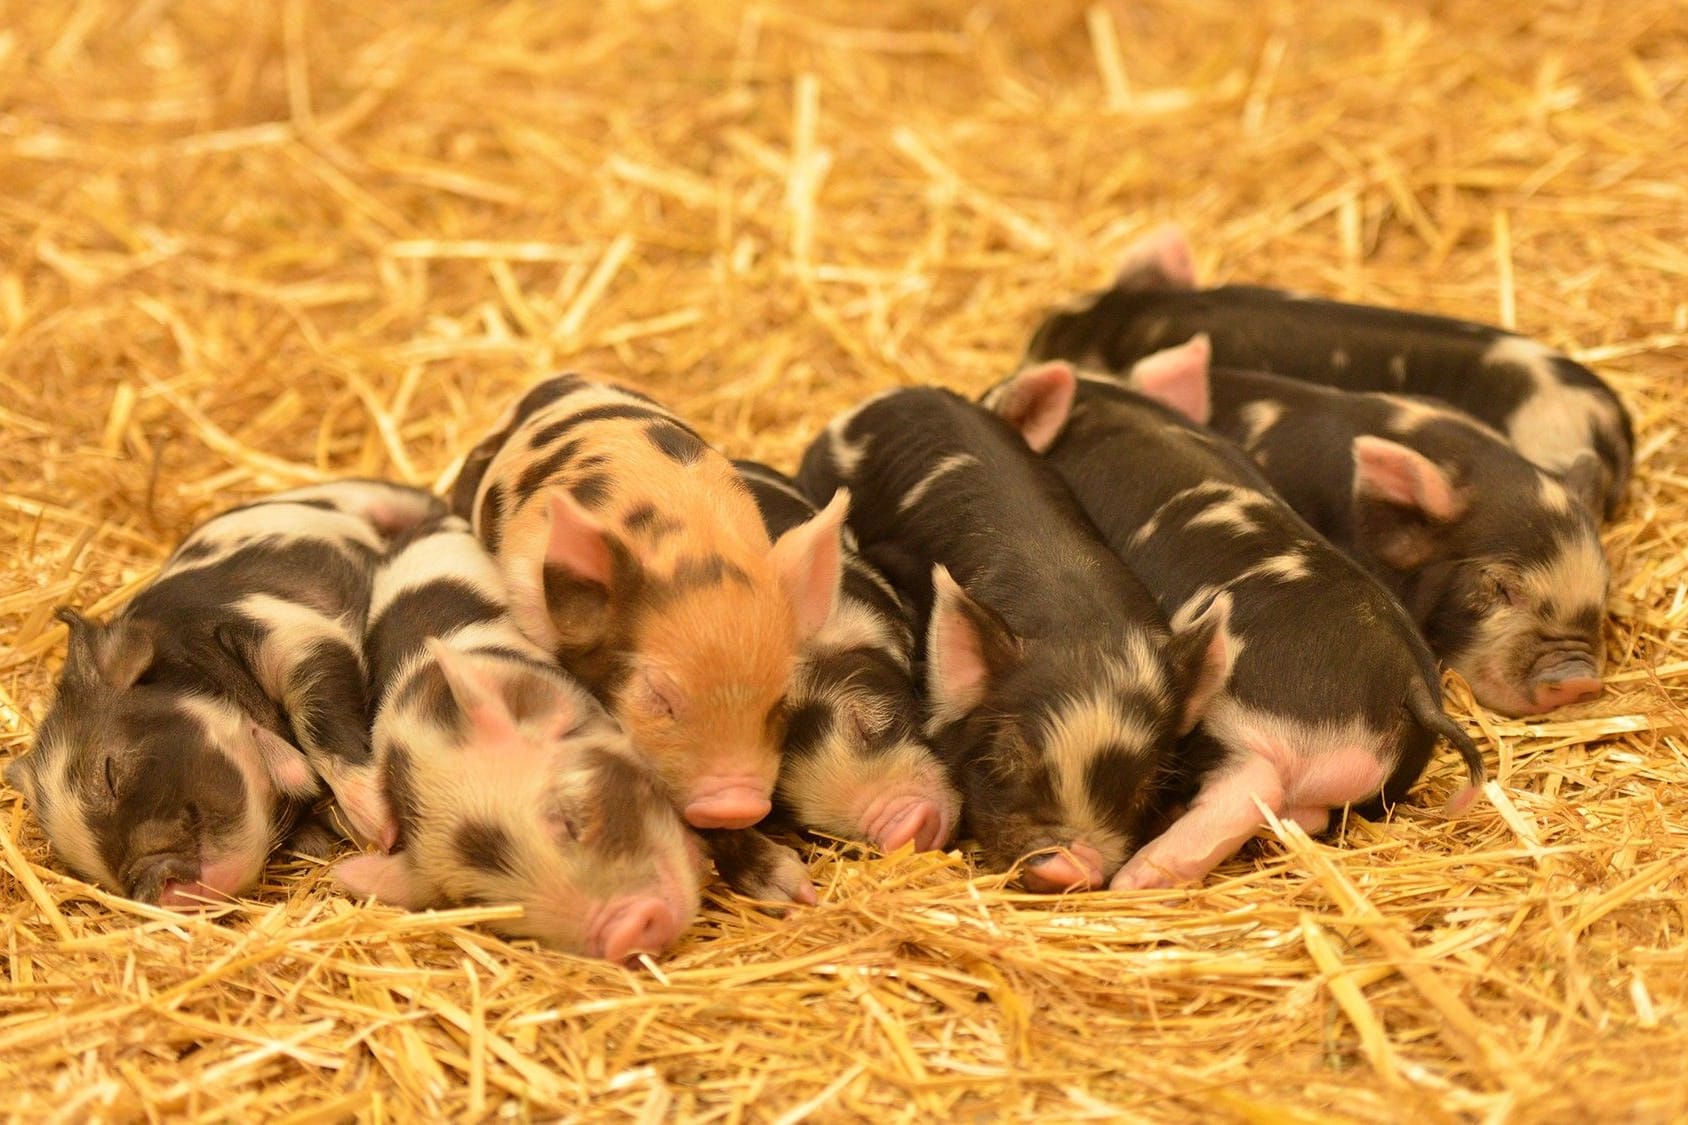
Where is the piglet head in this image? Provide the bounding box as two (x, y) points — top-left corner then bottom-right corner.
(774, 645), (960, 854)
(13, 620), (306, 908)
(335, 649), (703, 962)
(613, 491), (849, 832)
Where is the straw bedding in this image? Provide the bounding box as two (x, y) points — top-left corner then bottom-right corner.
(3, 0), (1686, 1119)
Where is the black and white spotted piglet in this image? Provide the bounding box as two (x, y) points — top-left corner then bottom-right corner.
(797, 385), (1231, 892)
(985, 352), (1485, 888)
(734, 460), (959, 854)
(6, 481), (440, 907)
(1027, 226), (1633, 518)
(333, 515), (704, 962)
(1121, 339), (1611, 719)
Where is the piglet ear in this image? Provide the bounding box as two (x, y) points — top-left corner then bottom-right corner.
(1114, 223), (1197, 291)
(1559, 452), (1605, 518)
(332, 852), (427, 909)
(247, 724), (321, 800)
(1351, 436), (1466, 521)
(1127, 335), (1212, 426)
(770, 489), (848, 643)
(1165, 592), (1235, 734)
(429, 639), (519, 738)
(545, 490), (615, 589)
(925, 566), (1018, 726)
(58, 609), (157, 690)
(990, 362), (1077, 454)
(1350, 437), (1467, 570)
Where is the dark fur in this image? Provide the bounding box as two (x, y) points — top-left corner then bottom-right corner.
(796, 388), (1207, 875)
(1026, 283), (1632, 516)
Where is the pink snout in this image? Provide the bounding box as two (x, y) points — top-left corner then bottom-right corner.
(156, 879), (232, 909)
(595, 896), (685, 965)
(1529, 674), (1602, 713)
(683, 780), (772, 830)
(863, 794), (952, 854)
(1020, 841), (1106, 893)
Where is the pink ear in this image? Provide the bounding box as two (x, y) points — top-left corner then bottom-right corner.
(248, 725), (321, 800)
(994, 362), (1077, 453)
(925, 566), (1012, 722)
(332, 853), (425, 908)
(771, 489), (848, 643)
(1352, 436), (1465, 522)
(1128, 334), (1212, 425)
(1114, 223), (1197, 290)
(429, 639), (519, 742)
(546, 491), (615, 588)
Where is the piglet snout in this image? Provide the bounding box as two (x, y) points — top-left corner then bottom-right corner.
(1529, 658), (1602, 713)
(1020, 841), (1105, 893)
(862, 794), (951, 854)
(595, 896), (685, 965)
(683, 780), (773, 830)
(128, 852), (202, 906)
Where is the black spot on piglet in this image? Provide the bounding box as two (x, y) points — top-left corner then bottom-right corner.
(454, 819), (519, 877)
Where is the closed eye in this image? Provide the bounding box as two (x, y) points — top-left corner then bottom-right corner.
(103, 758), (118, 799)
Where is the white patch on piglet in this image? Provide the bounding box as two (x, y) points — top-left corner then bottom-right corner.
(898, 454), (981, 513)
(1483, 336), (1615, 479)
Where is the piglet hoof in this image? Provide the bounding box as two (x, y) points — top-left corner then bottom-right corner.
(701, 829), (817, 912)
(731, 843), (817, 909)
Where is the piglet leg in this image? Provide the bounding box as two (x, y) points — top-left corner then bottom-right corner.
(229, 595), (395, 851)
(1111, 754), (1285, 890)
(698, 828), (817, 907)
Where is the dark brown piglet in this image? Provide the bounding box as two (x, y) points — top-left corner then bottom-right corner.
(986, 349), (1484, 888)
(798, 380), (1231, 893)
(1026, 226), (1632, 518)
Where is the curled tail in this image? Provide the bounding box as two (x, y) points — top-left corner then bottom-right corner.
(1407, 677), (1487, 813)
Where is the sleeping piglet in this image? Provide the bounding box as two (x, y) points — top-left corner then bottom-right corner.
(449, 375), (848, 833)
(334, 515), (703, 961)
(985, 347), (1485, 888)
(1125, 338), (1610, 718)
(797, 382), (1230, 892)
(735, 460), (959, 854)
(6, 480), (441, 906)
(1026, 225), (1632, 518)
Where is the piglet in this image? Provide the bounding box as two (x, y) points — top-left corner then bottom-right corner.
(1026, 227), (1632, 518)
(985, 348), (1485, 888)
(332, 515), (703, 960)
(797, 382), (1231, 892)
(6, 480), (441, 906)
(450, 376), (847, 833)
(735, 460), (959, 854)
(1123, 338), (1609, 718)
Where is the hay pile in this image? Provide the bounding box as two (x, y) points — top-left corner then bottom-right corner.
(3, 0), (1686, 1118)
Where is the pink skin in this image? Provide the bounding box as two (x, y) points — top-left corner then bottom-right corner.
(683, 779), (773, 830)
(1530, 675), (1601, 712)
(1115, 223), (1197, 290)
(1020, 841), (1106, 893)
(860, 792), (954, 853)
(1113, 742), (1383, 890)
(155, 853), (258, 909)
(592, 895), (686, 965)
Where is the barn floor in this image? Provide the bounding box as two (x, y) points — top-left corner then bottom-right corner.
(2, 1), (1686, 1120)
